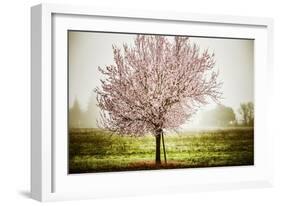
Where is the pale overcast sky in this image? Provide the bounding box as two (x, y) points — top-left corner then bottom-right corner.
(68, 31), (254, 126)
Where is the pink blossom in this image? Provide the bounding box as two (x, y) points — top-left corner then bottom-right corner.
(95, 35), (222, 136)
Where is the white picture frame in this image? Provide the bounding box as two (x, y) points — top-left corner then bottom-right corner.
(31, 3), (274, 202)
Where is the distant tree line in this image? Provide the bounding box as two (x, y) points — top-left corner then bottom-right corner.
(199, 102), (254, 127)
(69, 94), (98, 128)
(70, 95), (254, 129)
(238, 102), (254, 126)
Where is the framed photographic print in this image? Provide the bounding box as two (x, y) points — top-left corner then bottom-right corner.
(31, 3), (274, 201)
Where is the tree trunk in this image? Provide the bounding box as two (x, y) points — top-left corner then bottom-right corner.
(161, 131), (167, 164)
(155, 133), (161, 165)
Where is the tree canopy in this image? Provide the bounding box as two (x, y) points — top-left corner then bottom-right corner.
(239, 102), (254, 126)
(95, 35), (222, 136)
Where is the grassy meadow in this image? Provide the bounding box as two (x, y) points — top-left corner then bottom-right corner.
(69, 128), (254, 174)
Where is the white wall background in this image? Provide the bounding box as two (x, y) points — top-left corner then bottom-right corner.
(0, 0), (280, 205)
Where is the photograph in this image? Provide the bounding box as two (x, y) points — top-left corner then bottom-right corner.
(68, 31), (254, 174)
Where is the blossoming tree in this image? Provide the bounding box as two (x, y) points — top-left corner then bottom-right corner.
(95, 35), (222, 165)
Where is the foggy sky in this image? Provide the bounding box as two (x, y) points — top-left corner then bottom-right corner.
(68, 31), (254, 126)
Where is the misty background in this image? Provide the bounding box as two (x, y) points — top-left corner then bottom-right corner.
(68, 31), (254, 129)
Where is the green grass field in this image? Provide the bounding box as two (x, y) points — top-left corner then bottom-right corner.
(69, 128), (254, 173)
